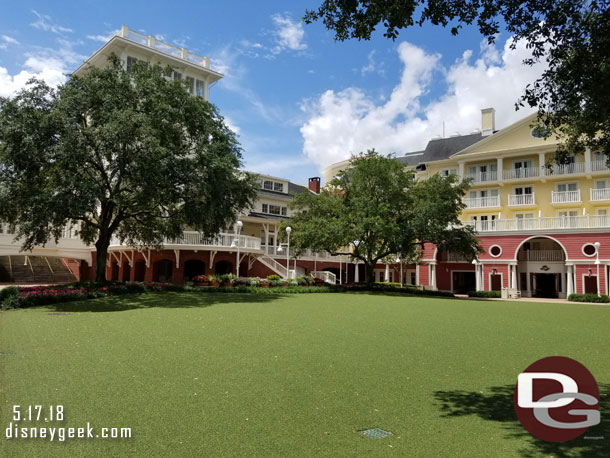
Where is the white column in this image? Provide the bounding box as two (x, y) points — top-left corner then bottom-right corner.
(430, 264), (437, 290)
(384, 263), (390, 282)
(497, 157), (503, 182)
(511, 264), (518, 290)
(475, 264), (481, 291)
(566, 265), (574, 296)
(416, 264), (420, 286)
(584, 147), (592, 173)
(458, 162), (465, 179)
(354, 262), (359, 283)
(539, 152), (546, 174)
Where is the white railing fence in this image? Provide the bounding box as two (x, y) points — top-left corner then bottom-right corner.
(119, 25), (211, 69)
(311, 271), (337, 285)
(464, 196), (500, 209)
(517, 250), (566, 262)
(508, 193), (536, 206)
(465, 170), (498, 183)
(551, 190), (581, 203)
(503, 168), (540, 180)
(467, 214), (610, 232)
(590, 188), (610, 201)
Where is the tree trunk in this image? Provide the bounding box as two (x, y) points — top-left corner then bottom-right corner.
(364, 261), (376, 285)
(95, 234), (111, 283)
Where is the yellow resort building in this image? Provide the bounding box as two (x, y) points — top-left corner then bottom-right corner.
(396, 108), (610, 298)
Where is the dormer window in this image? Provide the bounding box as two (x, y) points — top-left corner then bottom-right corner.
(273, 182), (284, 192)
(263, 180), (273, 190)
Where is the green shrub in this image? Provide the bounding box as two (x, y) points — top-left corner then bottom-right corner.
(1, 295), (21, 310)
(568, 293), (610, 303)
(468, 291), (501, 298)
(267, 274), (281, 281)
(217, 273), (235, 285)
(249, 278), (261, 287)
(0, 286), (19, 304)
(233, 277), (252, 286)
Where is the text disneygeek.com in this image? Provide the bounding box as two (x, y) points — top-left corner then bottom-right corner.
(4, 405), (132, 442)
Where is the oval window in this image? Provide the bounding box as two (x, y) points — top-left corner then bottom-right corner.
(582, 243), (597, 257)
(489, 245), (502, 257)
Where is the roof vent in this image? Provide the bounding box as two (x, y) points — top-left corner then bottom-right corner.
(470, 128), (481, 135)
(450, 131), (460, 137)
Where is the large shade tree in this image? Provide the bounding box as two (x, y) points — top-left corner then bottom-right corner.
(304, 1), (610, 161)
(283, 152), (481, 283)
(0, 56), (258, 282)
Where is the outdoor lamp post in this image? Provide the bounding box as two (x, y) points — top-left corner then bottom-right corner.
(233, 220), (243, 278)
(285, 226), (292, 279)
(594, 241), (601, 297)
(397, 258), (403, 287)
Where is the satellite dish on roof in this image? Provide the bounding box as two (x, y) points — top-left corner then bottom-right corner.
(450, 131), (460, 137)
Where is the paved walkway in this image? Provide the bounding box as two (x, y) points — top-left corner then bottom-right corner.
(455, 294), (609, 306)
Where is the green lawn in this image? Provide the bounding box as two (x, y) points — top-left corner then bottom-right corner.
(0, 292), (608, 457)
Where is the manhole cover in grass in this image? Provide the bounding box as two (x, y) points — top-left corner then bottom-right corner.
(359, 428), (393, 439)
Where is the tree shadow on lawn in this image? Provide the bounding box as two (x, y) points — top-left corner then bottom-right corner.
(434, 384), (610, 457)
(44, 292), (286, 313)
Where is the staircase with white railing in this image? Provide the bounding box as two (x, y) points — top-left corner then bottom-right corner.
(256, 254), (288, 278)
(311, 271), (337, 285)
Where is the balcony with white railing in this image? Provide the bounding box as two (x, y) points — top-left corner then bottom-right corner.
(118, 25), (211, 69)
(463, 196), (501, 209)
(591, 160), (609, 172)
(109, 231), (262, 252)
(590, 188), (610, 202)
(466, 214), (610, 233)
(503, 167), (540, 180)
(464, 170), (498, 183)
(551, 190), (581, 204)
(517, 250), (566, 262)
(508, 193), (536, 207)
(543, 162), (585, 177)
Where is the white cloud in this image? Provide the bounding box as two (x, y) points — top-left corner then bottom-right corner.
(86, 30), (119, 43)
(271, 14), (307, 54)
(2, 35), (19, 45)
(30, 10), (73, 34)
(300, 39), (543, 170)
(0, 42), (85, 98)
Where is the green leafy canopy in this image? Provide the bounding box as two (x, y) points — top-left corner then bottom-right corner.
(0, 54), (258, 281)
(283, 151), (481, 283)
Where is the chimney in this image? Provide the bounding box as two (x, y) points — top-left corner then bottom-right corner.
(308, 177), (321, 194)
(481, 108), (495, 136)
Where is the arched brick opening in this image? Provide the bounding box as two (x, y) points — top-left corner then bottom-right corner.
(184, 259), (205, 281)
(133, 260), (146, 282)
(121, 261), (130, 282)
(153, 259), (173, 282)
(214, 260), (233, 275)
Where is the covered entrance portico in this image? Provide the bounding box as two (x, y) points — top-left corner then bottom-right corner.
(516, 237), (568, 298)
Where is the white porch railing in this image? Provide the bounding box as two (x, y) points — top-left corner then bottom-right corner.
(465, 170), (498, 183)
(543, 162), (585, 176)
(467, 214), (610, 232)
(503, 168), (540, 180)
(311, 271), (337, 285)
(110, 232), (261, 251)
(508, 193), (536, 206)
(551, 190), (581, 204)
(591, 160), (609, 172)
(590, 188), (610, 202)
(517, 250), (565, 262)
(464, 196), (500, 209)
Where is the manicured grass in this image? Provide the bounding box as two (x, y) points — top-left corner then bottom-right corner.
(1, 292), (609, 457)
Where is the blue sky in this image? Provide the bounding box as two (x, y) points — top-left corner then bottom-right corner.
(0, 1), (542, 185)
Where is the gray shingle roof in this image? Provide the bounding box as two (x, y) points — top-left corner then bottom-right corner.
(399, 132), (483, 166)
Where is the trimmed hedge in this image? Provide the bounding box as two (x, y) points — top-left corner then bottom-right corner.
(0, 281), (455, 310)
(468, 290), (501, 298)
(568, 293), (610, 303)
